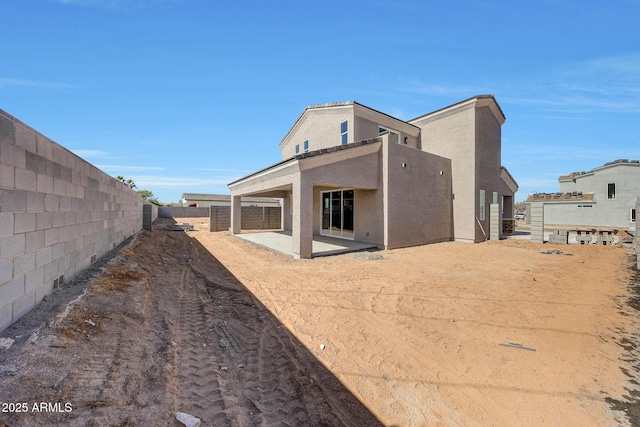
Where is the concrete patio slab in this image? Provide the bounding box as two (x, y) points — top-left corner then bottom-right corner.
(235, 231), (379, 258)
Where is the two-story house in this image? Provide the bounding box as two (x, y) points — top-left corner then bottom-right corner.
(526, 159), (639, 230)
(228, 95), (518, 258)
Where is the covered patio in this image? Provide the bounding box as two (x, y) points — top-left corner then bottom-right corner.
(235, 231), (379, 258)
(228, 140), (383, 259)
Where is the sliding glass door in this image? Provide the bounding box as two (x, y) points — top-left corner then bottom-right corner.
(321, 189), (354, 239)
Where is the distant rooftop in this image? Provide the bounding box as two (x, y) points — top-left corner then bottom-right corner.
(182, 193), (279, 203)
(526, 192), (595, 203)
(559, 159), (640, 181)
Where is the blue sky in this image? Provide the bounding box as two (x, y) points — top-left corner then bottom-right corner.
(2, 0), (639, 203)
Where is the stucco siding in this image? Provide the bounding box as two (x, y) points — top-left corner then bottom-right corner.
(306, 150), (381, 240)
(302, 150), (380, 190)
(280, 107), (353, 159)
(386, 142), (453, 248)
(547, 162), (640, 228)
(353, 104), (420, 149)
(412, 104), (477, 242)
(474, 105), (503, 239)
(354, 189), (384, 245)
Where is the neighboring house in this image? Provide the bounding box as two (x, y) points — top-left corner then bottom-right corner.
(182, 193), (280, 208)
(228, 95), (518, 259)
(526, 159), (639, 230)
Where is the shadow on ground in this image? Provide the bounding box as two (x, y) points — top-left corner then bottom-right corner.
(0, 218), (383, 426)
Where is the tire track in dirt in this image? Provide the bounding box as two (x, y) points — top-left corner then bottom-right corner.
(59, 259), (172, 426)
(187, 231), (491, 425)
(0, 219), (382, 426)
(171, 262), (233, 426)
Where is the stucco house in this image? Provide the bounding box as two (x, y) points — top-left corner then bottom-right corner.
(228, 95), (518, 259)
(526, 159), (639, 230)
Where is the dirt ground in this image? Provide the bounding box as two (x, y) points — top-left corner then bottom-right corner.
(1, 217), (639, 426)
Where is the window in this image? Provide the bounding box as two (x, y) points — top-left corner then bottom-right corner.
(607, 183), (615, 199)
(632, 208), (636, 223)
(340, 120), (348, 145)
(295, 144), (300, 154)
(303, 140), (309, 153)
(493, 192), (498, 204)
(479, 189), (486, 221)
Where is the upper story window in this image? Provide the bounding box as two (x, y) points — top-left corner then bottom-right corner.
(631, 208), (636, 223)
(295, 144), (300, 154)
(303, 140), (309, 153)
(340, 120), (348, 145)
(607, 183), (616, 199)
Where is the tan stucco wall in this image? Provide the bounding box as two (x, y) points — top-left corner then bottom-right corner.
(410, 98), (507, 243)
(280, 103), (421, 159)
(474, 105), (503, 239)
(280, 106), (354, 159)
(306, 149), (382, 242)
(353, 104), (420, 149)
(412, 102), (477, 242)
(310, 187), (384, 246)
(385, 142), (453, 248)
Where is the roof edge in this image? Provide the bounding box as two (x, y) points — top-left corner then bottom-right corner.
(230, 138), (382, 187)
(500, 166), (519, 189)
(559, 159), (640, 181)
(279, 101), (422, 148)
(408, 94), (506, 124)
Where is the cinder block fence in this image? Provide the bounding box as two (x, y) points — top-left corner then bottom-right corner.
(0, 109), (144, 332)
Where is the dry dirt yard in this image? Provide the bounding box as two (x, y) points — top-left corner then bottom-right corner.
(1, 217), (639, 426)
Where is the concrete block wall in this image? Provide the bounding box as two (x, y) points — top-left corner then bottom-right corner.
(548, 230), (568, 244)
(159, 206), (210, 218)
(489, 204), (500, 240)
(210, 206), (231, 232)
(209, 206), (282, 232)
(241, 206), (281, 230)
(0, 109), (144, 332)
(143, 203), (159, 230)
(530, 202), (544, 243)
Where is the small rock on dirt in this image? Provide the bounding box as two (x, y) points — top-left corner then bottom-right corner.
(176, 411), (201, 427)
(0, 337), (15, 350)
(353, 252), (384, 260)
(540, 249), (572, 256)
